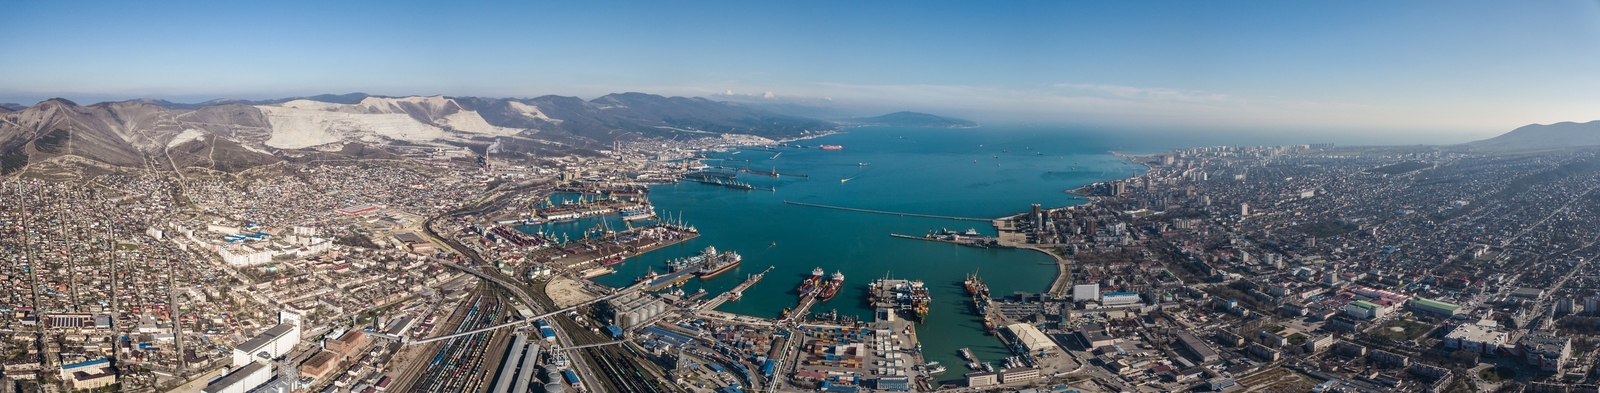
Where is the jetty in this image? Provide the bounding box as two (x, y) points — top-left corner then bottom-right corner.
(710, 165), (809, 178)
(686, 177), (774, 191)
(693, 266), (773, 313)
(783, 200), (991, 222)
(785, 293), (819, 322)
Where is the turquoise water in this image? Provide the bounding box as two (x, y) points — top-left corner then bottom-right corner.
(578, 126), (1145, 382)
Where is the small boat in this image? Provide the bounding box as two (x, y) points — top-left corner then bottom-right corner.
(858, 163), (870, 166)
(958, 348), (973, 361)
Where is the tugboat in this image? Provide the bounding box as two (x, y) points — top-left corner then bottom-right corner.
(818, 271), (844, 301)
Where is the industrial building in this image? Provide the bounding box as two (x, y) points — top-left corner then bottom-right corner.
(1175, 332), (1219, 363)
(1078, 323), (1116, 349)
(233, 324), (300, 368)
(604, 291), (666, 329)
(492, 334), (544, 393)
(1409, 298), (1462, 317)
(965, 371), (997, 387)
(1003, 323), (1059, 354)
(202, 362), (271, 393)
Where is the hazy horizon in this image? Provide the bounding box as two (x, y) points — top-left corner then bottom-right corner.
(6, 1), (1600, 141)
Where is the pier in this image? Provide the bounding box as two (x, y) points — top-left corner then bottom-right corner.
(685, 177), (774, 191)
(694, 266), (773, 313)
(785, 294), (819, 322)
(710, 165), (809, 178)
(783, 200), (992, 222)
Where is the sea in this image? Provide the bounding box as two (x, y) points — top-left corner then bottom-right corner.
(521, 125), (1220, 383)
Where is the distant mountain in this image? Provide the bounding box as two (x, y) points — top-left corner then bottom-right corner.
(1467, 120), (1600, 149)
(0, 103), (25, 112)
(839, 111), (977, 128)
(0, 92), (843, 175)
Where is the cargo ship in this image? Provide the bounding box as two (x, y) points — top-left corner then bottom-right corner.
(909, 280), (931, 322)
(817, 271), (844, 301)
(820, 145), (843, 150)
(796, 267), (824, 296)
(695, 249), (743, 278)
(667, 246), (718, 272)
(620, 205), (656, 221)
(867, 275), (933, 323)
(599, 256), (626, 266)
(963, 270), (989, 297)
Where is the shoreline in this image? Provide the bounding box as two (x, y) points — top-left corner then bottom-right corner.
(999, 149), (1157, 296)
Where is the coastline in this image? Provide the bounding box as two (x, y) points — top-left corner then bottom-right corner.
(1002, 149), (1157, 296)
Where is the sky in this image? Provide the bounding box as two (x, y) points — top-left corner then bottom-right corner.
(3, 1), (1600, 142)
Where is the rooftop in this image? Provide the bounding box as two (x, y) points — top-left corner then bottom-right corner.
(203, 362), (268, 393)
(236, 323), (296, 354)
(1444, 323), (1506, 344)
(1411, 298), (1460, 312)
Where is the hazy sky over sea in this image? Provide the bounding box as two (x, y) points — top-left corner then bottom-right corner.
(3, 1), (1598, 140)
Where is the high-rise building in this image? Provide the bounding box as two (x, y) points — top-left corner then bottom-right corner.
(1240, 203), (1250, 217)
(1072, 284), (1100, 302)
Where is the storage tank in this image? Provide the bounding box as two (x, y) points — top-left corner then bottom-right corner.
(542, 365), (566, 393)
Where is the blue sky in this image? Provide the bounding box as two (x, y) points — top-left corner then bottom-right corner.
(3, 1), (1599, 140)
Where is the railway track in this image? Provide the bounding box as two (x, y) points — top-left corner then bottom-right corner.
(411, 294), (504, 392)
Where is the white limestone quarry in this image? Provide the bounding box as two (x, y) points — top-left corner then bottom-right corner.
(256, 96), (520, 149)
(507, 101), (562, 124)
(259, 100), (446, 149)
(167, 129), (207, 148)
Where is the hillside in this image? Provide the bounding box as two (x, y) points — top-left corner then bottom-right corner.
(839, 111), (976, 128)
(1467, 120), (1600, 149)
(0, 92), (844, 175)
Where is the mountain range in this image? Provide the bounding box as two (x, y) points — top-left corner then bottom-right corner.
(838, 111), (978, 128)
(1465, 120), (1600, 150)
(0, 93), (972, 176)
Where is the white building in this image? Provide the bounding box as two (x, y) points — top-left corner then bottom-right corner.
(202, 362), (270, 393)
(1444, 322), (1508, 354)
(1101, 291), (1141, 306)
(1072, 284), (1100, 302)
(231, 311), (302, 368)
(1003, 323), (1059, 354)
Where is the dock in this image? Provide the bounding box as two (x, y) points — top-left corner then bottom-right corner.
(694, 266), (774, 313)
(783, 200), (991, 222)
(888, 233), (1010, 249)
(709, 165), (809, 178)
(685, 177), (774, 191)
(785, 294), (819, 322)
